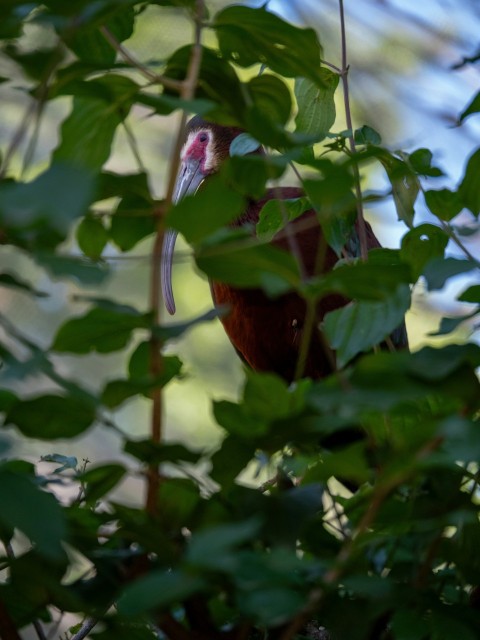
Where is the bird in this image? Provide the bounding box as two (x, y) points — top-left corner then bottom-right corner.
(161, 116), (408, 383)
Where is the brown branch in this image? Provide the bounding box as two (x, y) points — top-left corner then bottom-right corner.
(99, 26), (183, 91)
(338, 0), (368, 262)
(146, 0), (204, 515)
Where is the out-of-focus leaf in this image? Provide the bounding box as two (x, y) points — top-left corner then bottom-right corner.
(195, 229), (301, 292)
(186, 519), (261, 572)
(295, 69), (339, 141)
(400, 223), (449, 279)
(0, 467), (66, 559)
(408, 148), (443, 177)
(124, 440), (201, 465)
(163, 45), (245, 123)
(76, 216), (108, 259)
(458, 147), (480, 216)
(248, 74), (292, 126)
(354, 125), (381, 145)
(429, 309), (478, 337)
(0, 272), (47, 297)
(53, 76), (138, 171)
(101, 354), (182, 408)
(40, 453), (78, 473)
(67, 7), (134, 65)
(391, 609), (430, 640)
(423, 257), (478, 290)
(79, 463), (126, 503)
(213, 401), (268, 438)
(424, 188), (463, 221)
(34, 252), (110, 285)
(458, 285), (480, 303)
(110, 194), (155, 252)
(459, 90), (480, 123)
(152, 308), (224, 341)
(256, 198), (311, 242)
(409, 343), (480, 380)
(210, 435), (256, 486)
(0, 163), (96, 247)
(5, 395), (96, 440)
(230, 133), (261, 157)
(52, 306), (151, 354)
(213, 6), (323, 86)
(167, 174), (245, 244)
(117, 570), (205, 616)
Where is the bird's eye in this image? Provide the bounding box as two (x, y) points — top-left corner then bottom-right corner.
(198, 132), (208, 142)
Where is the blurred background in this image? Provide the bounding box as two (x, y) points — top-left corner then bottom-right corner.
(0, 0), (479, 501)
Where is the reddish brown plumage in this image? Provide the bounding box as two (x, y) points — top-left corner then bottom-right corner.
(163, 117), (407, 383)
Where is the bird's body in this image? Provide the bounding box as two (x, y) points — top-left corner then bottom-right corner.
(162, 117), (407, 382)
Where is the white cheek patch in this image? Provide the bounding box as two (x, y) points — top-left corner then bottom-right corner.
(182, 129), (217, 173)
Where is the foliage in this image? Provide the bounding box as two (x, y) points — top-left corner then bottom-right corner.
(0, 1), (479, 640)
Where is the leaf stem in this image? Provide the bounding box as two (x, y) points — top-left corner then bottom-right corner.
(338, 0), (368, 261)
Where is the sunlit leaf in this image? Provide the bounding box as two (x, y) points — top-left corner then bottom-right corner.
(295, 69), (339, 141)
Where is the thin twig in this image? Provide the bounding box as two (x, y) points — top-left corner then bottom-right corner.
(338, 0), (368, 261)
(99, 26), (183, 91)
(122, 119), (147, 173)
(70, 617), (99, 640)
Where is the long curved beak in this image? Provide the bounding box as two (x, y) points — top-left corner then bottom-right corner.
(161, 158), (206, 315)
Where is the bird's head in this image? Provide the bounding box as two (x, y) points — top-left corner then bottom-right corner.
(161, 116), (245, 315)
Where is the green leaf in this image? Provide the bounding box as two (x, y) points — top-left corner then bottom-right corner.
(0, 272), (47, 297)
(53, 76), (138, 171)
(124, 440), (201, 465)
(458, 285), (480, 303)
(256, 198), (311, 242)
(458, 147), (480, 216)
(213, 401), (269, 438)
(67, 7), (135, 65)
(376, 151), (419, 227)
(223, 155), (282, 201)
(0, 468), (66, 559)
(5, 394), (95, 440)
(76, 216), (108, 260)
(152, 308), (224, 341)
(424, 188), (463, 221)
(195, 229), (301, 292)
(400, 223), (449, 279)
(80, 463), (126, 503)
(52, 306), (150, 354)
(0, 163), (96, 247)
(248, 74), (292, 126)
(354, 125), (382, 145)
(186, 519), (261, 572)
(209, 435), (255, 486)
(391, 609), (430, 640)
(309, 250), (412, 301)
(101, 354), (182, 408)
(167, 173), (245, 244)
(323, 285), (411, 366)
(423, 257), (478, 290)
(117, 570), (205, 616)
(230, 133), (261, 157)
(408, 148), (443, 177)
(40, 453), (78, 473)
(33, 252), (110, 286)
(295, 69), (339, 141)
(213, 6), (323, 86)
(409, 343), (480, 380)
(238, 586), (305, 626)
(429, 309), (478, 336)
(303, 167), (356, 256)
(110, 194), (155, 252)
(163, 45), (245, 123)
(459, 90), (480, 123)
